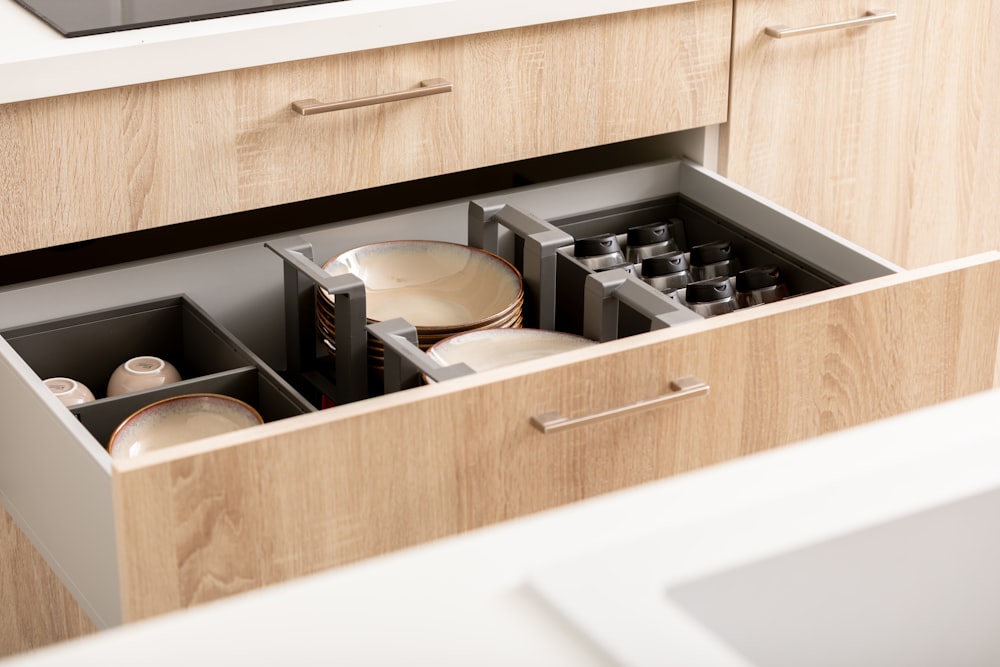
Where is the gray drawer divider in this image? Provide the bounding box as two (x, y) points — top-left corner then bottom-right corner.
(368, 319), (475, 393)
(266, 237), (368, 404)
(584, 269), (704, 342)
(468, 202), (573, 331)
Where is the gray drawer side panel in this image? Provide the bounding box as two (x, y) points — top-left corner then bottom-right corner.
(0, 339), (119, 627)
(679, 161), (900, 282)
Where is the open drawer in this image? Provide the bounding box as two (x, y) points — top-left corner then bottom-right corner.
(1, 159), (998, 631)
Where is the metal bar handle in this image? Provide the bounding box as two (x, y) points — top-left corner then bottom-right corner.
(530, 376), (709, 434)
(292, 78), (453, 115)
(765, 10), (896, 39)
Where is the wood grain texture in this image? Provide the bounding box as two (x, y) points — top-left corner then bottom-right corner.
(112, 253), (1000, 622)
(0, 505), (96, 658)
(0, 1), (732, 255)
(720, 0), (1000, 269)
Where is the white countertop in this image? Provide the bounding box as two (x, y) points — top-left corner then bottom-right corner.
(0, 0), (689, 104)
(8, 388), (1000, 666)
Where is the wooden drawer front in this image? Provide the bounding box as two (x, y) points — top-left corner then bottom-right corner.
(0, 1), (732, 256)
(111, 253), (1000, 621)
(720, 0), (1000, 269)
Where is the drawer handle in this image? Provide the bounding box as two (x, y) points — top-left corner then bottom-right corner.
(765, 9), (896, 39)
(530, 376), (709, 434)
(291, 78), (453, 115)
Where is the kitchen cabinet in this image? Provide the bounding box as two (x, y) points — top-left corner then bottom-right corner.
(1, 0), (998, 659)
(720, 0), (1000, 268)
(0, 1), (731, 255)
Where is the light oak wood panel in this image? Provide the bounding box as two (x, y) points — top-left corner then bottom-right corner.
(111, 252), (1000, 622)
(0, 1), (731, 256)
(0, 505), (95, 658)
(720, 0), (1000, 269)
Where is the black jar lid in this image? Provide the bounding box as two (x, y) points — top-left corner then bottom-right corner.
(736, 265), (783, 292)
(685, 276), (735, 303)
(574, 233), (622, 257)
(641, 251), (689, 276)
(627, 221), (670, 246)
(689, 241), (734, 266)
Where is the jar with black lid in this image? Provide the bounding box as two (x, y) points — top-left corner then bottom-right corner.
(735, 265), (789, 308)
(684, 276), (738, 318)
(640, 251), (690, 292)
(573, 233), (626, 271)
(625, 221), (679, 265)
(689, 241), (739, 281)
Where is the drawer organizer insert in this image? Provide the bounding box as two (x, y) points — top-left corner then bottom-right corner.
(269, 194), (854, 404)
(1, 296), (315, 451)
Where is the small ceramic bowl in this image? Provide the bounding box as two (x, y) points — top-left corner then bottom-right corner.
(107, 356), (182, 397)
(108, 393), (263, 459)
(43, 377), (95, 406)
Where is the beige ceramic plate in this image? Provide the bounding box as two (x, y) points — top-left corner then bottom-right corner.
(319, 308), (524, 347)
(108, 393), (263, 459)
(316, 289), (524, 333)
(425, 328), (595, 377)
(320, 241), (523, 331)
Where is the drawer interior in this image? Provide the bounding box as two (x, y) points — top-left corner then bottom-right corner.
(1, 296), (315, 454)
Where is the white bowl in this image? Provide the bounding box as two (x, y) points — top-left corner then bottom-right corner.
(108, 393), (263, 459)
(43, 377), (95, 406)
(320, 241), (523, 331)
(425, 328), (596, 378)
(107, 356), (182, 397)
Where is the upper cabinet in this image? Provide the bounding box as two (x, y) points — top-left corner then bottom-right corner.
(0, 2), (732, 256)
(720, 0), (1000, 269)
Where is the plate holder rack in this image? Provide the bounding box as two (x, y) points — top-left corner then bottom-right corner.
(267, 201), (704, 403)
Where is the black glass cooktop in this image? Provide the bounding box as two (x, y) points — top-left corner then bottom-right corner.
(16, 0), (349, 37)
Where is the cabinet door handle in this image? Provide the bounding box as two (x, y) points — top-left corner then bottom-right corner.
(530, 376), (709, 434)
(765, 9), (896, 39)
(291, 78), (453, 115)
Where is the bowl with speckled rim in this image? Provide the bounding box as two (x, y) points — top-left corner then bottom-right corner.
(318, 240), (524, 332)
(108, 393), (262, 459)
(423, 328), (595, 382)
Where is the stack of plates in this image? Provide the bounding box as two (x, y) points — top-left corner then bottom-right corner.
(316, 240), (525, 374)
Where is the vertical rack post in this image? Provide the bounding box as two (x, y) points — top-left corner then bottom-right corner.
(468, 202), (573, 330)
(266, 237), (369, 405)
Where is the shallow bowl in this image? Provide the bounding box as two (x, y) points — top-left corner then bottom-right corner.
(425, 328), (595, 380)
(108, 393), (263, 459)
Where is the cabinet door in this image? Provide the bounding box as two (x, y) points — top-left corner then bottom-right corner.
(720, 0), (1000, 269)
(110, 252), (1000, 622)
